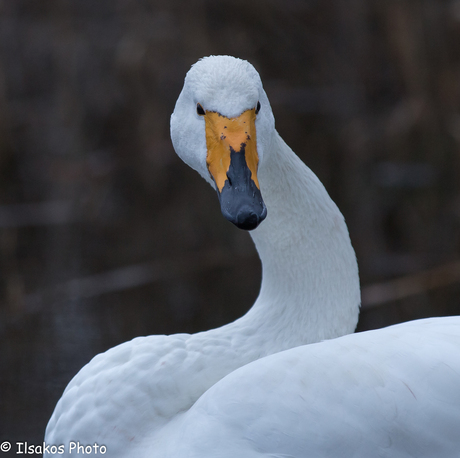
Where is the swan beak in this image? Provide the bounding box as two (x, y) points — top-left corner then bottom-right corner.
(204, 108), (267, 231)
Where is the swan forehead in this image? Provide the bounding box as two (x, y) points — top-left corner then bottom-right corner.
(186, 56), (261, 118)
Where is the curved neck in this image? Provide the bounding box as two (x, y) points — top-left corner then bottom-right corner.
(226, 131), (360, 354)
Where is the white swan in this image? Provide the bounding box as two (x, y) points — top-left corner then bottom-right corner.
(42, 56), (460, 457)
(44, 55), (359, 455)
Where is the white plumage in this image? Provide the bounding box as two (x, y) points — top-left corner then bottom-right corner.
(44, 56), (459, 457)
(152, 317), (460, 458)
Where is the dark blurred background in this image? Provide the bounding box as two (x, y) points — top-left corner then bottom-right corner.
(1, 0), (460, 444)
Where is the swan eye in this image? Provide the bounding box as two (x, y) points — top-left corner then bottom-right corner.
(196, 103), (206, 116)
(255, 101), (261, 115)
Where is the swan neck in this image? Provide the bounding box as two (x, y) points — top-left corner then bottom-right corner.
(242, 131), (360, 350)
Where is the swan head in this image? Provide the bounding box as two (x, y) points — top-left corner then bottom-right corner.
(171, 56), (275, 230)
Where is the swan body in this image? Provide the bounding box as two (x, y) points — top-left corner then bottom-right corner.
(44, 56), (360, 456)
(153, 316), (460, 458)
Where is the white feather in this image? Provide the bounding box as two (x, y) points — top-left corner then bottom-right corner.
(154, 317), (460, 458)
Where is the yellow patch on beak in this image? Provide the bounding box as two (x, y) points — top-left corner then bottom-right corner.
(204, 108), (259, 192)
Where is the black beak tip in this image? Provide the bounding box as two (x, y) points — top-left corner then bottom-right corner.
(225, 205), (267, 231)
